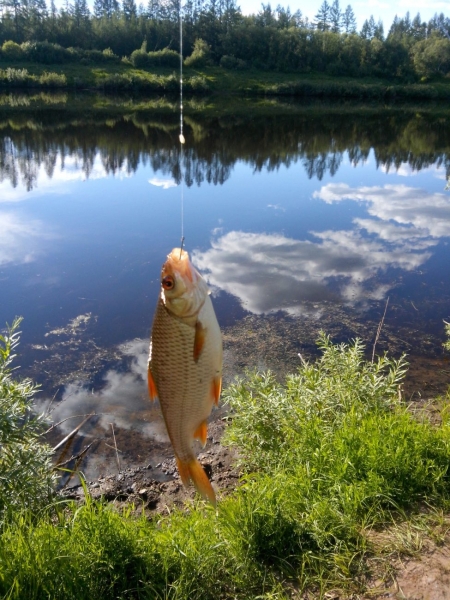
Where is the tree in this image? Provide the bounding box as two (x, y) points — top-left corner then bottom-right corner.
(122, 0), (137, 20)
(315, 0), (330, 31)
(360, 15), (375, 39)
(428, 12), (450, 39)
(341, 4), (356, 34)
(412, 35), (450, 77)
(329, 0), (341, 33)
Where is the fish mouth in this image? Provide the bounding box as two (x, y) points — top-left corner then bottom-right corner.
(166, 248), (194, 282)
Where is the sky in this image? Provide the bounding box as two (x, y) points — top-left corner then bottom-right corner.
(237, 0), (450, 29)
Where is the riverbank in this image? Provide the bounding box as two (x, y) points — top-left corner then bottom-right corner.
(2, 61), (450, 101)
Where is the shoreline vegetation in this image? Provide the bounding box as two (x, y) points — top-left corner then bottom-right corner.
(2, 62), (450, 100)
(2, 4), (450, 101)
(1, 320), (450, 598)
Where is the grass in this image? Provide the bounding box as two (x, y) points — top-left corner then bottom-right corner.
(2, 60), (450, 100)
(1, 333), (450, 598)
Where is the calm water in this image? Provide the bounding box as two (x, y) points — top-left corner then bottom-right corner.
(1, 96), (450, 478)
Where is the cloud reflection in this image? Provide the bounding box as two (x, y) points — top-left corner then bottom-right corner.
(314, 183), (450, 238)
(0, 212), (54, 265)
(193, 181), (450, 315)
(148, 177), (177, 189)
(193, 229), (430, 315)
(40, 339), (168, 442)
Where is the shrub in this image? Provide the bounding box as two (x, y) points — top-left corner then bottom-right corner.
(130, 49), (149, 68)
(21, 41), (69, 64)
(147, 48), (180, 68)
(1, 41), (24, 61)
(0, 68), (32, 86)
(0, 318), (55, 522)
(39, 71), (67, 87)
(185, 75), (209, 93)
(184, 38), (213, 68)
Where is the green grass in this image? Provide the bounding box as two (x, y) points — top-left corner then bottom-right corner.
(2, 59), (450, 100)
(1, 333), (450, 598)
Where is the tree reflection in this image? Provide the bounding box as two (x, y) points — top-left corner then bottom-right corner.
(1, 107), (450, 190)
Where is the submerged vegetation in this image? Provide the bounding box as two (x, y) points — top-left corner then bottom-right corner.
(1, 327), (450, 598)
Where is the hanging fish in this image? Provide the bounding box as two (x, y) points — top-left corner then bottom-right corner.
(148, 248), (222, 505)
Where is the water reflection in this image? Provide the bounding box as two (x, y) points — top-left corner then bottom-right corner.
(193, 227), (433, 315)
(0, 212), (55, 265)
(38, 338), (168, 442)
(2, 103), (450, 192)
(315, 183), (450, 237)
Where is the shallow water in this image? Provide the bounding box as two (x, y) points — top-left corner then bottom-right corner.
(1, 97), (450, 479)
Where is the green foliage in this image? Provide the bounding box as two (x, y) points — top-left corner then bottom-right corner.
(38, 71), (67, 87)
(184, 38), (213, 68)
(1, 40), (24, 61)
(21, 41), (70, 64)
(413, 36), (450, 78)
(0, 67), (32, 86)
(147, 48), (180, 68)
(0, 334), (450, 597)
(130, 48), (149, 68)
(0, 318), (55, 522)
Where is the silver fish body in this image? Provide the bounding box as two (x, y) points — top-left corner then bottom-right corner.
(148, 248), (222, 504)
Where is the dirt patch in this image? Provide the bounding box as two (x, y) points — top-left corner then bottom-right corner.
(60, 418), (240, 515)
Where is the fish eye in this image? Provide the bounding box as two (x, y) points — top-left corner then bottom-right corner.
(162, 275), (175, 290)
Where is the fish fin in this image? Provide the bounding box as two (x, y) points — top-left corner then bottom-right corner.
(193, 321), (207, 363)
(211, 375), (222, 406)
(147, 366), (158, 401)
(176, 457), (216, 506)
(194, 419), (208, 447)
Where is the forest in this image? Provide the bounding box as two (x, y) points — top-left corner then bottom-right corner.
(1, 0), (450, 81)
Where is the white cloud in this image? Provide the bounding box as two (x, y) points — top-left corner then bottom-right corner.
(0, 211), (55, 265)
(148, 177), (178, 189)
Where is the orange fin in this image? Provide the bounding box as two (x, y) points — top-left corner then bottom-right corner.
(176, 457), (216, 506)
(193, 321), (207, 363)
(211, 375), (222, 406)
(194, 420), (208, 446)
(147, 366), (158, 401)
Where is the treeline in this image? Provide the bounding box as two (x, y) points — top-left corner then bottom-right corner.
(0, 0), (450, 79)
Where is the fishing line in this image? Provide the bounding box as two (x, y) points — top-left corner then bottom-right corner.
(179, 0), (185, 255)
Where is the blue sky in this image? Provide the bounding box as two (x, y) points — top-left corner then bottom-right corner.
(238, 0), (449, 29)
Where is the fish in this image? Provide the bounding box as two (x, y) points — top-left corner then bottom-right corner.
(148, 248), (223, 505)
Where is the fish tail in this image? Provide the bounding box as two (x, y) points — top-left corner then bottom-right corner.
(176, 456), (216, 506)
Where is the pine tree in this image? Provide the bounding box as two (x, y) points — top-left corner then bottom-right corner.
(329, 0), (341, 33)
(360, 14), (375, 39)
(315, 0), (330, 31)
(341, 4), (356, 34)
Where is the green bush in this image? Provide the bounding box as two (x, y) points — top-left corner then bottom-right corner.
(1, 41), (24, 61)
(0, 68), (32, 86)
(0, 318), (55, 522)
(184, 38), (213, 68)
(21, 41), (70, 64)
(147, 48), (180, 68)
(39, 71), (67, 87)
(130, 48), (149, 68)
